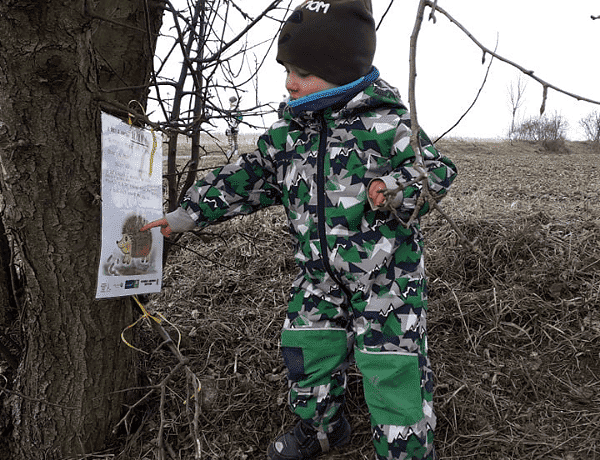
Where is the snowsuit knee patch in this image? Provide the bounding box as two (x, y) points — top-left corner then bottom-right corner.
(281, 328), (348, 387)
(355, 349), (424, 426)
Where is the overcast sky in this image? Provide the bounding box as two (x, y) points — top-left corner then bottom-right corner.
(156, 1), (600, 141)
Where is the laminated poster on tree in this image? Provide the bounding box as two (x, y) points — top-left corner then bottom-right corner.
(95, 112), (163, 299)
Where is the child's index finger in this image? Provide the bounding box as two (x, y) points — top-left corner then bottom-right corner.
(139, 219), (165, 232)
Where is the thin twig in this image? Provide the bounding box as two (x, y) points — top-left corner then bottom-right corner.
(408, 0), (427, 155)
(376, 0), (396, 31)
(435, 38), (498, 143)
(195, 0), (286, 63)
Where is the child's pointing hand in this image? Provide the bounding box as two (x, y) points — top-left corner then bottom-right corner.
(140, 218), (173, 238)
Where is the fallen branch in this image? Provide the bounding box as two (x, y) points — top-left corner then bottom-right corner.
(115, 297), (205, 460)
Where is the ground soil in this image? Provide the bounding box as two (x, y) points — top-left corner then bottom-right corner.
(115, 140), (600, 460)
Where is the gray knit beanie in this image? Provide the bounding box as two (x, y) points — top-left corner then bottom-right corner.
(277, 0), (376, 86)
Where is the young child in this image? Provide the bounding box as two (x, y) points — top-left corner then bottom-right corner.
(141, 1), (457, 458)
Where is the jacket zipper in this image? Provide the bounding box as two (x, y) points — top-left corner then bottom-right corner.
(316, 113), (352, 300)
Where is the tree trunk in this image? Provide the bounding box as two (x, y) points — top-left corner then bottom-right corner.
(0, 1), (162, 458)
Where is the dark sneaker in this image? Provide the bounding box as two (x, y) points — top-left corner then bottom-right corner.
(267, 415), (351, 460)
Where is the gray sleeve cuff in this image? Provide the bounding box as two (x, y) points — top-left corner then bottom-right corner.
(165, 208), (198, 233)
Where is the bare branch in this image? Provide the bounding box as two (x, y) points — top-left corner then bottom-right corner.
(540, 84), (549, 115)
(408, 0), (427, 160)
(424, 1), (600, 111)
(428, 0), (438, 23)
(195, 0), (286, 64)
(389, 0), (485, 253)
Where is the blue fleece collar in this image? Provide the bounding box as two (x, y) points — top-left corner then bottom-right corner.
(287, 67), (380, 115)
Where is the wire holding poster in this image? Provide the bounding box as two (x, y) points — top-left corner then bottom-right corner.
(96, 112), (163, 299)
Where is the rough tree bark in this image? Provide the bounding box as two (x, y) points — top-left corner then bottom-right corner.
(0, 218), (13, 332)
(0, 1), (162, 458)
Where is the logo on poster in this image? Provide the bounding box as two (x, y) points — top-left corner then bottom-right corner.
(125, 280), (140, 289)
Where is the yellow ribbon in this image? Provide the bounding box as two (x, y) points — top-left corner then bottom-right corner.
(121, 296), (181, 354)
(127, 100), (156, 177)
(149, 128), (156, 177)
(120, 295), (162, 354)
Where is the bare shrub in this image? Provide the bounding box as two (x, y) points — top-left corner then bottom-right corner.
(579, 111), (600, 152)
(512, 113), (569, 153)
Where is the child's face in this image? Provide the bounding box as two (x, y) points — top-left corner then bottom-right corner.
(284, 63), (338, 100)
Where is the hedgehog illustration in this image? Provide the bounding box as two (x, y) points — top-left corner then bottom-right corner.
(116, 214), (152, 265)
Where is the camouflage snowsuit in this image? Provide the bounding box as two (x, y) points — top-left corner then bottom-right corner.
(166, 67), (457, 460)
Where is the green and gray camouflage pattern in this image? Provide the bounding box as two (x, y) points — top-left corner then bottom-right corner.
(166, 67), (457, 460)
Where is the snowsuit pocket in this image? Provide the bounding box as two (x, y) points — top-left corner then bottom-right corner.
(354, 348), (424, 426)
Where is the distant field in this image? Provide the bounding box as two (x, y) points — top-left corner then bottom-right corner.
(436, 139), (598, 216)
(134, 140), (599, 460)
(163, 132), (259, 157)
(422, 140), (599, 460)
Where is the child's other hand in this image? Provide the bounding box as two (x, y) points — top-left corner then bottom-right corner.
(368, 180), (387, 208)
(140, 218), (173, 238)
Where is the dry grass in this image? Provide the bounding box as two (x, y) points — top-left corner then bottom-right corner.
(112, 140), (600, 460)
